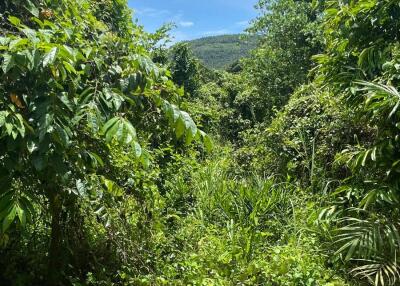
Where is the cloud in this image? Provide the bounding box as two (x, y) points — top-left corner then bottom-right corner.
(236, 20), (250, 27)
(179, 21), (194, 27)
(135, 8), (170, 18)
(202, 29), (231, 36)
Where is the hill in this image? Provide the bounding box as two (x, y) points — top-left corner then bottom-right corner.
(185, 34), (259, 70)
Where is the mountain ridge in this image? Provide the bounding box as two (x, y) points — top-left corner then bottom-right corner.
(184, 34), (259, 70)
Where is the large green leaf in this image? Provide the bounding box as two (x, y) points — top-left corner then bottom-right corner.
(101, 117), (137, 145)
(43, 47), (58, 67)
(2, 54), (15, 73)
(2, 205), (16, 232)
(102, 177), (123, 197)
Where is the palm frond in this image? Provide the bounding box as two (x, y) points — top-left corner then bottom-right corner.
(334, 216), (400, 285)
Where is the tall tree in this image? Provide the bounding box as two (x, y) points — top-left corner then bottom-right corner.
(169, 43), (199, 96)
(242, 0), (322, 122)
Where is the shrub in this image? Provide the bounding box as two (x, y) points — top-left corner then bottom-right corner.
(235, 84), (360, 186)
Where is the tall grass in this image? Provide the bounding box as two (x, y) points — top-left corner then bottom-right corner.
(158, 158), (351, 285)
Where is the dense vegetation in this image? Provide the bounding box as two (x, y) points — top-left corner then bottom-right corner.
(184, 35), (258, 70)
(1, 0), (400, 286)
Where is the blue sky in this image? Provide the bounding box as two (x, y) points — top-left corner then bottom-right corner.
(128, 0), (258, 42)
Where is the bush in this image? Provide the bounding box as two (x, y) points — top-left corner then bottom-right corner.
(235, 84), (360, 186)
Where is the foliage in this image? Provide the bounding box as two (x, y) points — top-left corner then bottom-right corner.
(136, 156), (351, 286)
(1, 0), (399, 285)
(235, 84), (358, 185)
(0, 0), (209, 284)
(312, 1), (400, 285)
(169, 43), (199, 96)
(185, 34), (259, 70)
(240, 0), (323, 123)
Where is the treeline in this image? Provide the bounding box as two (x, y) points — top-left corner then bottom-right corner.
(0, 0), (400, 286)
(184, 34), (259, 70)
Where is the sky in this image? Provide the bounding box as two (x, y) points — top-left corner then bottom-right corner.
(128, 0), (258, 42)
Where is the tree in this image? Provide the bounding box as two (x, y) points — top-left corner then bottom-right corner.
(241, 0), (323, 122)
(0, 0), (209, 284)
(169, 43), (199, 96)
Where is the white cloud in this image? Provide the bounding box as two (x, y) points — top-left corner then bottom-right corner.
(135, 8), (170, 18)
(202, 29), (231, 36)
(179, 21), (194, 27)
(236, 20), (250, 27)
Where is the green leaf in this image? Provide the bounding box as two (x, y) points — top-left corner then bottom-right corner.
(43, 47), (58, 67)
(101, 117), (119, 136)
(181, 111), (197, 144)
(175, 116), (185, 139)
(59, 93), (74, 111)
(0, 111), (8, 127)
(86, 111), (100, 133)
(21, 50), (35, 70)
(140, 150), (150, 169)
(32, 154), (47, 171)
(24, 0), (39, 17)
(19, 197), (34, 223)
(59, 65), (67, 80)
(9, 38), (29, 51)
(59, 45), (76, 62)
(63, 61), (77, 74)
(2, 54), (15, 73)
(16, 206), (26, 227)
(361, 150), (371, 167)
(15, 114), (26, 137)
(5, 122), (13, 136)
(2, 205), (16, 232)
(102, 178), (123, 197)
(202, 132), (213, 152)
(87, 151), (104, 168)
(54, 124), (70, 147)
(8, 16), (21, 27)
(76, 179), (86, 196)
(101, 117), (123, 143)
(0, 37), (10, 46)
(102, 117), (137, 145)
(105, 120), (120, 143)
(0, 192), (13, 215)
(120, 119), (136, 144)
(132, 141), (142, 158)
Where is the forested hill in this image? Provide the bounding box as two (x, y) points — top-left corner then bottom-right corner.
(185, 34), (258, 69)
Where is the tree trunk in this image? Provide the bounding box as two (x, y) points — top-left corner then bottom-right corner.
(47, 190), (64, 286)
